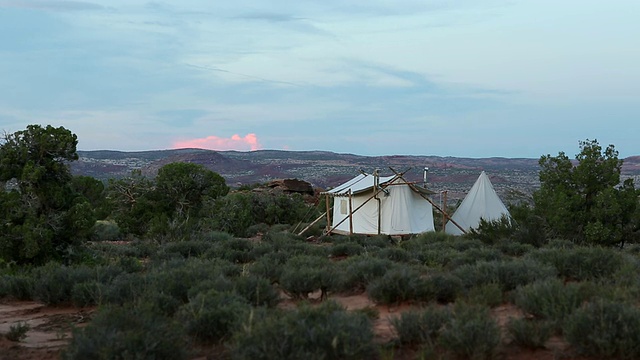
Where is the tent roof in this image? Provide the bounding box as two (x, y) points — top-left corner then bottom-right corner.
(324, 173), (396, 196)
(324, 173), (436, 196)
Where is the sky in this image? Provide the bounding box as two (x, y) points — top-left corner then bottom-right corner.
(0, 1), (639, 158)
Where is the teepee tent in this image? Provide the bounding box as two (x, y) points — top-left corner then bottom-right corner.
(323, 171), (436, 235)
(445, 171), (510, 235)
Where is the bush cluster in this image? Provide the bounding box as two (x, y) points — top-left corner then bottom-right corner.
(439, 304), (501, 360)
(231, 301), (375, 359)
(565, 300), (640, 358)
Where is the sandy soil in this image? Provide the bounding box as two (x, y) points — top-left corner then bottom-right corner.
(0, 301), (93, 360)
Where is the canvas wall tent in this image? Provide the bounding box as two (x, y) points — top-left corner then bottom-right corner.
(445, 171), (511, 235)
(323, 172), (436, 235)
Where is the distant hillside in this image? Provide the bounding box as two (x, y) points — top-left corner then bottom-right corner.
(74, 149), (640, 203)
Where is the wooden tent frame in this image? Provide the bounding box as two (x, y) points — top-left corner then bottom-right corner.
(306, 167), (466, 236)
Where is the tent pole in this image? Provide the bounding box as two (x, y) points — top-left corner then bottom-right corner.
(374, 169), (381, 235)
(325, 194), (331, 233)
(348, 190), (354, 235)
(442, 190), (448, 231)
(298, 211), (327, 236)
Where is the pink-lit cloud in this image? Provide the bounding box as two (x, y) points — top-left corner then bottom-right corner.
(173, 133), (262, 151)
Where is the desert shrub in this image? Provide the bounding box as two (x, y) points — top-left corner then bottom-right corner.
(446, 247), (504, 269)
(130, 239), (158, 258)
(446, 237), (485, 252)
(156, 240), (214, 259)
(63, 306), (188, 360)
(245, 222), (269, 237)
(231, 301), (375, 360)
(546, 238), (575, 249)
(507, 318), (554, 349)
(0, 273), (33, 300)
(205, 238), (256, 264)
(367, 265), (421, 304)
(439, 304), (501, 360)
(391, 306), (452, 346)
(71, 281), (106, 307)
(32, 263), (95, 305)
(233, 275), (281, 307)
(147, 258), (239, 303)
(374, 247), (414, 263)
(200, 230), (235, 242)
(322, 234), (350, 244)
(411, 231), (457, 244)
(513, 278), (583, 327)
(261, 230), (301, 243)
(260, 231), (328, 257)
(186, 274), (235, 299)
(138, 291), (183, 317)
(494, 239), (535, 257)
(469, 215), (516, 245)
(453, 258), (556, 291)
(89, 242), (142, 259)
(358, 234), (392, 249)
(103, 272), (147, 305)
(279, 255), (333, 300)
(527, 246), (624, 281)
(416, 273), (463, 304)
(565, 300), (640, 359)
(113, 256), (143, 273)
(248, 242), (275, 258)
(330, 242), (364, 257)
(333, 256), (395, 293)
(509, 204), (548, 247)
(5, 321), (30, 342)
(250, 252), (288, 283)
(465, 283), (504, 308)
(178, 290), (251, 343)
(91, 220), (121, 242)
(417, 247), (459, 268)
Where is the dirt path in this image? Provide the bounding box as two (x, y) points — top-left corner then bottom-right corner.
(0, 301), (93, 360)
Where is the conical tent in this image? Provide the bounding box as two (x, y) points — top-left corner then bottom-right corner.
(445, 171), (510, 235)
(324, 173), (435, 235)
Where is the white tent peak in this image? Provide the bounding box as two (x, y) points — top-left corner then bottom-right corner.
(445, 171), (510, 235)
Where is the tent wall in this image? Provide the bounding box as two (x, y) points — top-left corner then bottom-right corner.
(445, 171), (510, 235)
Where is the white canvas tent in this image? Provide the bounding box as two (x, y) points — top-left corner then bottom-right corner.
(445, 171), (510, 235)
(323, 172), (436, 235)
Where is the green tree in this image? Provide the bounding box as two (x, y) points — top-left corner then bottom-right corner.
(0, 125), (94, 264)
(106, 163), (229, 239)
(106, 170), (156, 236)
(71, 175), (109, 219)
(155, 162), (228, 217)
(534, 139), (639, 246)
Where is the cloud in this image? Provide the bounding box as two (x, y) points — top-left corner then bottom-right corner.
(173, 134), (263, 151)
(234, 12), (306, 23)
(0, 0), (105, 11)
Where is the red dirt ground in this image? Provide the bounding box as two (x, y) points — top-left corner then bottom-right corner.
(0, 301), (93, 360)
